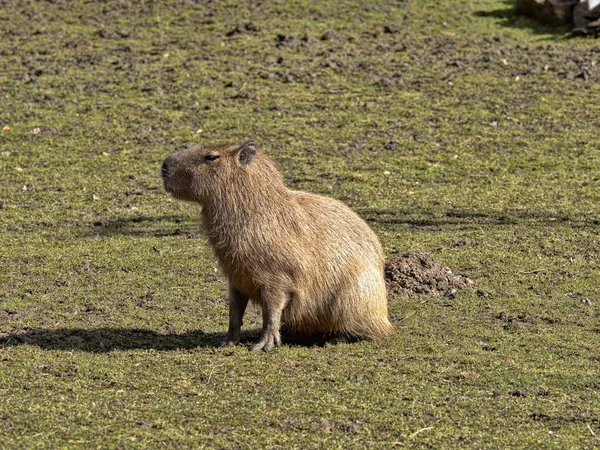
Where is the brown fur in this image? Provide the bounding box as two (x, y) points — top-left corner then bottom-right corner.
(161, 141), (392, 351)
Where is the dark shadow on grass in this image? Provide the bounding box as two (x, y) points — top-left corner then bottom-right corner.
(89, 215), (199, 238)
(83, 207), (599, 239)
(474, 1), (571, 36)
(0, 328), (259, 353)
(0, 328), (345, 352)
(359, 208), (600, 229)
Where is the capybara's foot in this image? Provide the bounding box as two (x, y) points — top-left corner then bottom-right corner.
(249, 331), (281, 352)
(219, 339), (238, 347)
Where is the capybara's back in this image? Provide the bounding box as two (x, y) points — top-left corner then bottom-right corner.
(280, 191), (391, 340)
(162, 141), (392, 350)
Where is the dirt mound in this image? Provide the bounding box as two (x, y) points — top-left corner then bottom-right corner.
(385, 250), (474, 299)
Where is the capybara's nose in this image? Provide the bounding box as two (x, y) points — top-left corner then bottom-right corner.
(161, 160), (169, 179)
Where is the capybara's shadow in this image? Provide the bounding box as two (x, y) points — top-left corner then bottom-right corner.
(0, 328), (347, 353)
(0, 328), (259, 353)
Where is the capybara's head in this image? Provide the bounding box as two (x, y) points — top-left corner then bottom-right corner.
(161, 141), (263, 204)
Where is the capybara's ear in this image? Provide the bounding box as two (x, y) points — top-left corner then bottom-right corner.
(238, 141), (256, 166)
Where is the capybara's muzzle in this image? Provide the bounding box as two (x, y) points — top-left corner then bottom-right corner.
(161, 160), (169, 180)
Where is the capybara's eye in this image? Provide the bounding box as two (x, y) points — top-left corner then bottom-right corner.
(204, 154), (220, 162)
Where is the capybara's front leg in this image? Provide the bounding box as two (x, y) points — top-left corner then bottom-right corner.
(250, 289), (288, 352)
(221, 285), (249, 347)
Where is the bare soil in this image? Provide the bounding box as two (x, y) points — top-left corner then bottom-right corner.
(385, 251), (474, 299)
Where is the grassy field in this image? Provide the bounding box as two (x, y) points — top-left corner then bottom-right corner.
(1, 0), (599, 448)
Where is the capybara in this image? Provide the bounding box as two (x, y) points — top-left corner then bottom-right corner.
(161, 141), (392, 351)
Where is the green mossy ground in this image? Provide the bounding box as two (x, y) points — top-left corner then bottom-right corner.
(1, 0), (599, 448)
